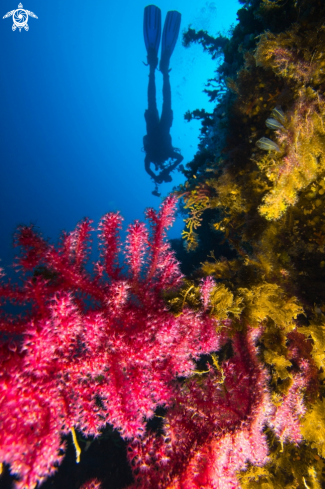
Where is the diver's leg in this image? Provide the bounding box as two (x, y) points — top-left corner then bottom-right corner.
(145, 66), (159, 133)
(160, 71), (173, 130)
(144, 65), (160, 140)
(162, 72), (171, 112)
(148, 66), (158, 113)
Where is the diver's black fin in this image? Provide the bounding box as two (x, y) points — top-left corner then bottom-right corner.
(159, 10), (181, 72)
(143, 5), (161, 57)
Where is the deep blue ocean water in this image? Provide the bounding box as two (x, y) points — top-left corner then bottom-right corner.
(0, 0), (239, 274)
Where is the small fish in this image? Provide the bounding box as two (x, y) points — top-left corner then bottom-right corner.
(265, 117), (284, 130)
(256, 137), (280, 152)
(271, 106), (285, 124)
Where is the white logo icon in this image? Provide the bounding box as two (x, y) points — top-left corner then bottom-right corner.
(3, 3), (38, 32)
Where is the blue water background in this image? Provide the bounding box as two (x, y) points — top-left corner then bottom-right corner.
(0, 0), (239, 274)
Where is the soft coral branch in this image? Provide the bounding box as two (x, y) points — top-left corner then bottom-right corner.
(0, 196), (311, 488)
(0, 197), (219, 488)
(127, 328), (273, 489)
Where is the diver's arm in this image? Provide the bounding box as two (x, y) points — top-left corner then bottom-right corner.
(145, 155), (159, 182)
(154, 152), (184, 184)
(169, 151), (184, 171)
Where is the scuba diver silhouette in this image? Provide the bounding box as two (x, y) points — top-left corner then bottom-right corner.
(143, 5), (184, 197)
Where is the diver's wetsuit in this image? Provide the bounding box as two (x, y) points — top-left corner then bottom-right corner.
(143, 63), (183, 183)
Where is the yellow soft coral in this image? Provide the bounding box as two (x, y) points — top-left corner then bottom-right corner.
(301, 399), (325, 459)
(179, 184), (213, 251)
(238, 283), (303, 331)
(257, 89), (325, 220)
(238, 440), (324, 489)
(299, 318), (325, 371)
(209, 283), (243, 320)
(255, 24), (325, 85)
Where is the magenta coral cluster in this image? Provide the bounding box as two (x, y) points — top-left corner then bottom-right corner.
(0, 197), (308, 488)
(127, 328), (272, 488)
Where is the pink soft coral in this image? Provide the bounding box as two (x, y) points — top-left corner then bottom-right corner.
(127, 327), (273, 489)
(0, 196), (310, 489)
(0, 197), (220, 488)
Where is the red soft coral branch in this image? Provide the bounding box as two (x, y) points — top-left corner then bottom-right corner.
(0, 197), (220, 488)
(61, 218), (93, 269)
(145, 196), (179, 283)
(0, 196), (311, 489)
(127, 327), (273, 489)
(125, 220), (149, 282)
(97, 211), (123, 280)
